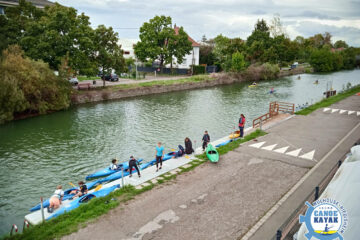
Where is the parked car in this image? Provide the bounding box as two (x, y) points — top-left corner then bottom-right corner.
(102, 73), (119, 82)
(69, 77), (79, 85)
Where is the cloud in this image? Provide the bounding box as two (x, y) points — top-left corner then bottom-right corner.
(53, 0), (360, 46)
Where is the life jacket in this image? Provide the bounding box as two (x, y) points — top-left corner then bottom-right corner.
(239, 117), (245, 127)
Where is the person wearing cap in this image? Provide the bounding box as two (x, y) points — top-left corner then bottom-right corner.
(128, 156), (141, 178)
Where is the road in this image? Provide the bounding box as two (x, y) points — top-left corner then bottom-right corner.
(63, 95), (360, 240)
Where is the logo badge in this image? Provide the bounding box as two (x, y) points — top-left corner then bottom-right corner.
(299, 198), (348, 240)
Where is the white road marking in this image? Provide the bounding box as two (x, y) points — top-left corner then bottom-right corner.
(248, 158), (264, 165)
(357, 112), (360, 116)
(286, 148), (302, 157)
(299, 150), (316, 161)
(179, 205), (187, 209)
(273, 146), (289, 154)
(262, 144), (277, 151)
(249, 141), (266, 148)
(348, 111), (355, 115)
(129, 210), (179, 240)
(323, 108), (330, 112)
(331, 109), (339, 113)
(339, 109), (347, 114)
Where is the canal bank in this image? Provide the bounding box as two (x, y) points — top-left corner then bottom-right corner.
(62, 94), (360, 240)
(71, 67), (308, 105)
(0, 70), (359, 237)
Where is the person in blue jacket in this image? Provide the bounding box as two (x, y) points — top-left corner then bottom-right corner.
(155, 142), (164, 172)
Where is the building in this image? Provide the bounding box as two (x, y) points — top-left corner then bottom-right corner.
(118, 38), (138, 60)
(171, 26), (200, 69)
(0, 0), (54, 14)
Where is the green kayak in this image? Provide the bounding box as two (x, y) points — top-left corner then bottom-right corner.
(206, 144), (219, 163)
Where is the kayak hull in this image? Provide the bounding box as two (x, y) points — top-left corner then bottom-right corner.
(206, 144), (219, 163)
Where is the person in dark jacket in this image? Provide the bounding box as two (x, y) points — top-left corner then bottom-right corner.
(184, 137), (194, 154)
(202, 131), (210, 151)
(239, 114), (246, 137)
(128, 156), (141, 178)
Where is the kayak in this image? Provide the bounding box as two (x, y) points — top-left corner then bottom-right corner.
(30, 180), (101, 212)
(206, 144), (219, 163)
(29, 188), (77, 212)
(269, 90), (276, 94)
(85, 159), (143, 180)
(215, 138), (239, 147)
(47, 184), (120, 221)
(229, 131), (240, 139)
(248, 85), (257, 88)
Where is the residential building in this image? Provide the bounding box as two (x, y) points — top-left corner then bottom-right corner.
(171, 25), (200, 69)
(0, 0), (54, 14)
(118, 38), (138, 60)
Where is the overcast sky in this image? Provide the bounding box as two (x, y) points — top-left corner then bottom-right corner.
(53, 0), (360, 46)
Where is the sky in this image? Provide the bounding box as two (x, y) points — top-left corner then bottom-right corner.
(52, 0), (360, 47)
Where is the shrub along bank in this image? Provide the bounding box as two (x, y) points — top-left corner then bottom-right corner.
(3, 129), (266, 240)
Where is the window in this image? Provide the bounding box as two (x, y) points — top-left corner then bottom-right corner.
(0, 7), (5, 15)
(124, 51), (130, 55)
(182, 58), (187, 65)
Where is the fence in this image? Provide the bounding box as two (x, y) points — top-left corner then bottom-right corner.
(253, 102), (295, 128)
(128, 65), (218, 75)
(271, 158), (344, 240)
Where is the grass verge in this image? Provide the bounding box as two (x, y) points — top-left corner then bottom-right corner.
(296, 85), (360, 115)
(77, 76), (100, 81)
(4, 129), (266, 240)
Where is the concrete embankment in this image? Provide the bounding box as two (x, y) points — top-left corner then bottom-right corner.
(71, 67), (307, 105)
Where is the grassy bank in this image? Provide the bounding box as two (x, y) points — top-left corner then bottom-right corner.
(77, 76), (100, 81)
(296, 85), (360, 115)
(4, 129), (266, 240)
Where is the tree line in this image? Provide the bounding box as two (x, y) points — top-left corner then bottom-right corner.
(199, 16), (360, 72)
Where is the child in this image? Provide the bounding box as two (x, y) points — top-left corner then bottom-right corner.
(110, 158), (120, 170)
(128, 156), (141, 178)
(202, 131), (210, 151)
(48, 185), (64, 213)
(70, 181), (88, 199)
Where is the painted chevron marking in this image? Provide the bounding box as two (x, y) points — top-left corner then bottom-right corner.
(249, 141), (266, 148)
(348, 111), (355, 115)
(286, 148), (302, 157)
(273, 146), (289, 154)
(323, 108), (330, 112)
(331, 109), (339, 113)
(339, 110), (347, 114)
(299, 150), (315, 161)
(262, 144), (277, 151)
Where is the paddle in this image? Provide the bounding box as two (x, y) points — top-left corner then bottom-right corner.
(69, 182), (77, 188)
(94, 184), (102, 192)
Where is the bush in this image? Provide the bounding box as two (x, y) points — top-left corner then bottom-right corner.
(231, 52), (246, 72)
(0, 45), (71, 123)
(244, 62), (279, 81)
(192, 65), (206, 75)
(309, 49), (345, 72)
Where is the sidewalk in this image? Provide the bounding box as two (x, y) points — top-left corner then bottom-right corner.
(63, 95), (360, 240)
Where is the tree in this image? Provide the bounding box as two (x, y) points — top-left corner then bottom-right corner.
(0, 0), (43, 53)
(246, 19), (272, 62)
(0, 45), (71, 123)
(334, 40), (348, 49)
(310, 49), (335, 72)
(93, 25), (125, 86)
(269, 14), (286, 38)
(231, 52), (246, 72)
(20, 3), (96, 74)
(134, 15), (192, 69)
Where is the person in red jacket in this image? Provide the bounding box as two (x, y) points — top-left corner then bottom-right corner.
(239, 114), (245, 137)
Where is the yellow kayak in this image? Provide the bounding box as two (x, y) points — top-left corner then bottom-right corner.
(229, 131), (240, 139)
(248, 85), (257, 88)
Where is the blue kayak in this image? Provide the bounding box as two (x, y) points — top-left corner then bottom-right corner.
(85, 159), (143, 180)
(215, 138), (239, 147)
(29, 188), (77, 212)
(47, 185), (120, 221)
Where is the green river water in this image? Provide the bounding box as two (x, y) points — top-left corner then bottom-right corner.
(0, 70), (359, 235)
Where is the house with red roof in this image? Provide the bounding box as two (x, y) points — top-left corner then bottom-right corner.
(170, 25), (200, 69)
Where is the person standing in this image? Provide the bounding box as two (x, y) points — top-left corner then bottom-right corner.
(202, 131), (210, 151)
(128, 156), (141, 177)
(155, 142), (164, 172)
(184, 137), (194, 154)
(239, 114), (246, 137)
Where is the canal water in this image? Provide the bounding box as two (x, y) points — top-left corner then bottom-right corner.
(0, 70), (359, 235)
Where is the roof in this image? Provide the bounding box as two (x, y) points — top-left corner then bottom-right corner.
(174, 26), (200, 47)
(0, 0), (54, 8)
